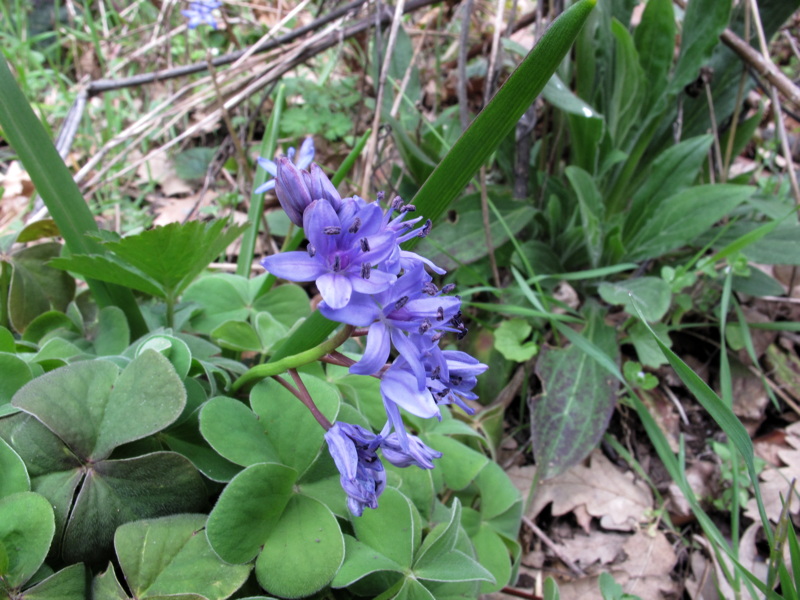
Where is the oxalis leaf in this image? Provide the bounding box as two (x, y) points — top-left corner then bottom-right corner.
(2, 353), (207, 564)
(114, 514), (250, 600)
(266, 0), (596, 363)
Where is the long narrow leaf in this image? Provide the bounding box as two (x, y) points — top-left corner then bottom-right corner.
(0, 58), (147, 337)
(237, 84), (285, 277)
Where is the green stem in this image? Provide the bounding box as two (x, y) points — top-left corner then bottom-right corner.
(233, 324), (354, 391)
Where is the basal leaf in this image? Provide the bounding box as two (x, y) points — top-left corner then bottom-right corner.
(199, 396), (280, 467)
(255, 494), (344, 599)
(598, 277), (671, 322)
(350, 487), (419, 570)
(0, 492), (54, 589)
(531, 310), (619, 478)
(331, 535), (406, 588)
(14, 563), (87, 600)
(115, 514), (250, 600)
(205, 462), (297, 564)
(62, 451), (207, 564)
(0, 437), (29, 498)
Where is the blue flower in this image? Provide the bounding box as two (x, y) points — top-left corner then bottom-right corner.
(380, 432), (442, 469)
(181, 0), (222, 29)
(255, 137), (315, 197)
(261, 198), (398, 309)
(324, 422), (386, 516)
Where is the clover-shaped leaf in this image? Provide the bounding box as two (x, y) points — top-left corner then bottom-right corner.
(1, 352), (206, 564)
(13, 350), (185, 460)
(206, 462), (344, 599)
(114, 514), (250, 600)
(0, 492), (54, 590)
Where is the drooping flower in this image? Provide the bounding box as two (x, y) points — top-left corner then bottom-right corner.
(380, 432), (442, 469)
(261, 198), (398, 309)
(181, 0), (222, 29)
(324, 422), (386, 517)
(254, 137), (315, 196)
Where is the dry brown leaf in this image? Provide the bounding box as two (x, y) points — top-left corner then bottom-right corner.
(746, 420), (800, 523)
(528, 451), (654, 532)
(552, 529), (627, 569)
(686, 524), (769, 600)
(664, 460), (717, 525)
(136, 150), (193, 197)
(729, 360), (769, 434)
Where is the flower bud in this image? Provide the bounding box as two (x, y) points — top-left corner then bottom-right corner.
(275, 156), (312, 226)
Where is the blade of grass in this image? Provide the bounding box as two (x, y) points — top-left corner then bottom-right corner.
(0, 56), (147, 337)
(237, 84), (285, 277)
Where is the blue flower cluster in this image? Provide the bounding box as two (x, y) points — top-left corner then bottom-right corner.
(259, 139), (487, 516)
(181, 0), (222, 29)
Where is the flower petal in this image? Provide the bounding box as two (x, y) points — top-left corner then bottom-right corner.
(316, 272), (353, 309)
(350, 321), (391, 375)
(260, 252), (325, 281)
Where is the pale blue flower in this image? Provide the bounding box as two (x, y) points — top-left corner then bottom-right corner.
(324, 422), (385, 516)
(182, 0), (222, 29)
(255, 137), (316, 197)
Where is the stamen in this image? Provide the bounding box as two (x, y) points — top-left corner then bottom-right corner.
(401, 204), (416, 213)
(441, 283), (456, 294)
(436, 306), (444, 321)
(349, 217), (362, 234)
(394, 296), (409, 310)
(418, 219), (432, 237)
(390, 197), (405, 211)
(323, 226), (342, 235)
(361, 263), (371, 279)
(307, 244), (316, 257)
(431, 366), (441, 379)
(360, 237), (370, 252)
(332, 255), (341, 271)
(431, 332), (443, 342)
(418, 318), (432, 334)
(376, 191), (385, 203)
(422, 282), (438, 295)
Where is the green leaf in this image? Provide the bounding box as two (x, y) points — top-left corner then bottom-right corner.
(624, 135), (713, 244)
(625, 184), (753, 261)
(249, 374), (340, 475)
(184, 274), (251, 334)
(414, 499), (466, 567)
(6, 243), (75, 333)
(255, 494), (344, 599)
(115, 514), (250, 600)
(424, 434), (488, 491)
(92, 566), (133, 600)
(13, 350), (185, 460)
(206, 463), (297, 564)
(633, 0), (675, 108)
(50, 253), (165, 297)
(414, 546), (495, 584)
(669, 0), (730, 95)
(136, 334), (193, 380)
(17, 563), (87, 600)
(0, 437), (29, 497)
(565, 166), (605, 267)
(200, 396), (280, 467)
(607, 19), (644, 147)
(531, 309), (619, 478)
(407, 0), (596, 235)
(598, 277), (671, 322)
(469, 524), (513, 592)
(93, 306), (130, 356)
(62, 451), (207, 564)
(0, 353), (33, 406)
(350, 487), (419, 569)
(54, 221), (246, 300)
(0, 492), (54, 589)
(493, 319), (538, 362)
(332, 535), (406, 588)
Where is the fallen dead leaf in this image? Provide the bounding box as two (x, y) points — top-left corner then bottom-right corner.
(664, 460), (718, 525)
(745, 420), (800, 523)
(551, 529), (627, 569)
(528, 450), (654, 532)
(686, 523), (769, 600)
(136, 150), (193, 197)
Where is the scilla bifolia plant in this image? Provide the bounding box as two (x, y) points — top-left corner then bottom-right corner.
(259, 150), (486, 515)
